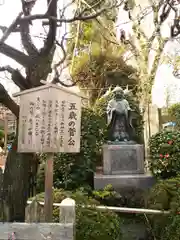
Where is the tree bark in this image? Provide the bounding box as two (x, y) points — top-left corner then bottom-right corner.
(2, 136), (37, 222)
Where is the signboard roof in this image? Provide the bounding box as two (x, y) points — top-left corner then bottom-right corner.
(13, 82), (85, 98)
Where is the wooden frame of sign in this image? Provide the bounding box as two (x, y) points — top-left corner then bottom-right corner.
(13, 82), (82, 222)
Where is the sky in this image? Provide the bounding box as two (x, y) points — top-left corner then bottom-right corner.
(0, 0), (46, 94)
(1, 0), (180, 107)
(0, 0), (79, 97)
(116, 0), (180, 108)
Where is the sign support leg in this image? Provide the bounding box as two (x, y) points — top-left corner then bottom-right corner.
(44, 153), (54, 222)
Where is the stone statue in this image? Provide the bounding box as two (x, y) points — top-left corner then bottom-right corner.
(107, 86), (135, 142)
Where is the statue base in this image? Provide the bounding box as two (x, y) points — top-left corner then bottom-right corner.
(103, 144), (144, 175)
(94, 173), (155, 191)
(94, 144), (155, 191)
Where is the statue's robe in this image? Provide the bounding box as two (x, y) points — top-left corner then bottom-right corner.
(107, 99), (132, 141)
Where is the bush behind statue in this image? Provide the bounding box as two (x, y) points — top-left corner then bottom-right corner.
(149, 130), (180, 178)
(32, 189), (122, 240)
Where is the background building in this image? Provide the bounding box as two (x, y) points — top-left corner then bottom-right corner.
(0, 104), (16, 133)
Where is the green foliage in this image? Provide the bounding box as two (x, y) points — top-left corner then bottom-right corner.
(160, 215), (180, 240)
(94, 89), (144, 143)
(33, 189), (122, 240)
(0, 130), (4, 148)
(67, 8), (137, 104)
(168, 103), (180, 128)
(92, 184), (122, 206)
(36, 107), (107, 192)
(146, 177), (180, 211)
(0, 129), (4, 139)
(72, 47), (137, 103)
(146, 177), (180, 240)
(149, 130), (180, 177)
(68, 0), (117, 55)
(92, 184), (144, 208)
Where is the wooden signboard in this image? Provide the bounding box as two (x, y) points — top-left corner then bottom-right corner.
(14, 84), (81, 153)
(13, 82), (82, 222)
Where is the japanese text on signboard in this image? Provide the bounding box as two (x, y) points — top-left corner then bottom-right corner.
(18, 90), (81, 153)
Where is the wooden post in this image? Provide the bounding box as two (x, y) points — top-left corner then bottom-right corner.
(44, 153), (54, 222)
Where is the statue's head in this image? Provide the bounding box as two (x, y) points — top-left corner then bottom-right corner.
(112, 86), (124, 99)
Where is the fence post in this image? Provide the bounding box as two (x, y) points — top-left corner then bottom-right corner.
(25, 199), (44, 223)
(59, 198), (76, 240)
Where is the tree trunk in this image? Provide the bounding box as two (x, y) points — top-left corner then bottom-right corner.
(2, 137), (36, 222)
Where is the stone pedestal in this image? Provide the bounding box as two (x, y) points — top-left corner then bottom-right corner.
(103, 144), (144, 175)
(94, 144), (155, 191)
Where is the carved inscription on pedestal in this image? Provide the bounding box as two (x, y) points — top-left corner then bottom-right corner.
(111, 149), (137, 173)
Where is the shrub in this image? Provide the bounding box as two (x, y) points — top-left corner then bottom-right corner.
(168, 103), (180, 128)
(146, 177), (180, 212)
(92, 184), (122, 206)
(36, 107), (107, 192)
(146, 177), (180, 240)
(149, 130), (180, 178)
(92, 184), (144, 208)
(33, 189), (122, 240)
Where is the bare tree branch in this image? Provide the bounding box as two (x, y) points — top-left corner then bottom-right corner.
(20, 0), (39, 56)
(54, 37), (67, 68)
(0, 83), (19, 117)
(168, 0), (180, 37)
(148, 1), (169, 45)
(0, 12), (23, 45)
(18, 2), (122, 23)
(0, 25), (21, 33)
(0, 43), (32, 67)
(40, 0), (57, 56)
(0, 66), (31, 90)
(51, 33), (67, 84)
(0, 65), (14, 74)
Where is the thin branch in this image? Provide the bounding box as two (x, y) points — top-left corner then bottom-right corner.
(51, 33), (67, 84)
(52, 32), (85, 87)
(77, 0), (118, 41)
(168, 0), (180, 37)
(0, 12), (23, 45)
(148, 1), (170, 49)
(70, 0), (81, 75)
(54, 36), (67, 68)
(53, 73), (85, 87)
(42, 0), (76, 26)
(18, 2), (122, 23)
